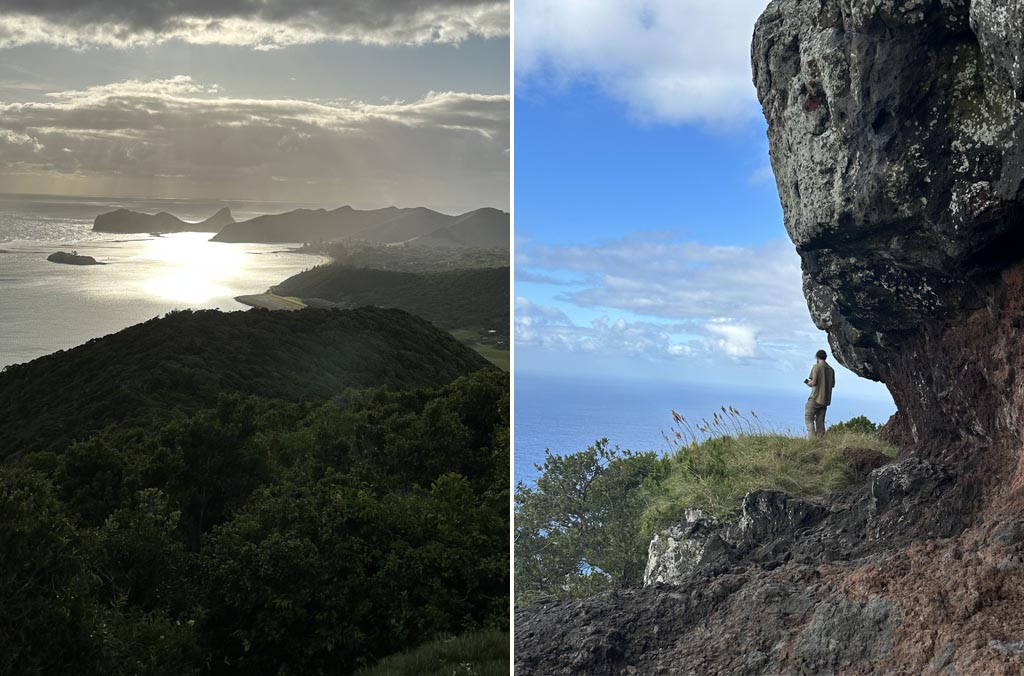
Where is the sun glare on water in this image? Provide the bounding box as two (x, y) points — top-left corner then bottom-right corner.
(139, 233), (247, 303)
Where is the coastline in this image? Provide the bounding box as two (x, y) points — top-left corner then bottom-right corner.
(233, 249), (333, 311)
(234, 293), (306, 311)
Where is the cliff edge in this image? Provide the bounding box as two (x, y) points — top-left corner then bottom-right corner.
(516, 2), (1024, 674)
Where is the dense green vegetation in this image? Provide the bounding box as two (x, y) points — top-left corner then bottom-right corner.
(826, 414), (881, 434)
(0, 306), (507, 673)
(296, 241), (509, 273)
(272, 267), (508, 340)
(282, 242), (510, 367)
(514, 411), (895, 605)
(0, 307), (491, 458)
(4, 367), (509, 675)
(353, 631), (510, 676)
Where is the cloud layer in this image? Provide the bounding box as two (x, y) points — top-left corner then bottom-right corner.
(516, 235), (821, 364)
(0, 0), (508, 48)
(515, 0), (769, 125)
(0, 76), (509, 210)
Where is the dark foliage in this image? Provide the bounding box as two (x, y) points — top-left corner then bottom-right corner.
(828, 415), (881, 434)
(4, 367), (508, 674)
(0, 307), (492, 458)
(297, 241), (509, 272)
(272, 266), (509, 339)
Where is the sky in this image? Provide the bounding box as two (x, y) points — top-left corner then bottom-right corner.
(514, 0), (894, 403)
(0, 0), (510, 214)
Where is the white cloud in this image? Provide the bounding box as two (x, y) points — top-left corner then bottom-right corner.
(0, 77), (509, 211)
(516, 234), (824, 363)
(0, 1), (508, 48)
(706, 322), (759, 358)
(515, 297), (703, 358)
(515, 0), (769, 125)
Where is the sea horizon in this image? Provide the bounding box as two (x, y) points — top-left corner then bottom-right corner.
(514, 370), (898, 487)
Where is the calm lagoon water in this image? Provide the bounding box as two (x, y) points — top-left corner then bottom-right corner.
(514, 371), (897, 486)
(0, 194), (324, 368)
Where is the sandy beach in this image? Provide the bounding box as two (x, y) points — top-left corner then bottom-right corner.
(234, 292), (306, 311)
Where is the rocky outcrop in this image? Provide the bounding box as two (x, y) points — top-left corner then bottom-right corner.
(93, 207), (234, 233)
(643, 510), (723, 587)
(752, 0), (1024, 459)
(47, 251), (103, 265)
(517, 458), (1011, 674)
(516, 2), (1024, 674)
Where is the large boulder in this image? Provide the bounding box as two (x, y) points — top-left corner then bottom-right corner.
(753, 0), (1024, 458)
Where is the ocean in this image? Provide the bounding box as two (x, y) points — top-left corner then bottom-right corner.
(513, 372), (897, 487)
(0, 193), (326, 369)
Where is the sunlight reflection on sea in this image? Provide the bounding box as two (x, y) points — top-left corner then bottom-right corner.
(1, 211), (318, 369)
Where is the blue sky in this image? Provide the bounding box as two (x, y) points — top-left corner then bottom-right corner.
(514, 0), (893, 404)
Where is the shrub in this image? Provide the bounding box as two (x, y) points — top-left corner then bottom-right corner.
(827, 415), (881, 435)
(514, 441), (668, 604)
(515, 407), (896, 605)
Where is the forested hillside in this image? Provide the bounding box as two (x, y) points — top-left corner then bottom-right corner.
(1, 310), (508, 675)
(272, 266), (509, 338)
(0, 307), (492, 458)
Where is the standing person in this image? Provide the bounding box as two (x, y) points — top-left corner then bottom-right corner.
(804, 349), (836, 437)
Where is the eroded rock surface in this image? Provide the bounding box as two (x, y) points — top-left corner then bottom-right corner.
(753, 0), (1024, 457)
(516, 2), (1024, 674)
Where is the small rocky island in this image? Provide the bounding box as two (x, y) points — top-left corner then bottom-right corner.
(47, 251), (104, 266)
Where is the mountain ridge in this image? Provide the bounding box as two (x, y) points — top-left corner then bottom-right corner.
(93, 207), (235, 233)
(211, 205), (509, 245)
(0, 306), (493, 458)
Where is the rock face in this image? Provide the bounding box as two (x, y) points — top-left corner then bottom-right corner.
(516, 2), (1024, 674)
(752, 0), (1024, 458)
(643, 510), (722, 587)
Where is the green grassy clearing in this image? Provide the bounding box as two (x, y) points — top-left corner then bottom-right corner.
(355, 631), (509, 676)
(448, 328), (508, 371)
(644, 424), (896, 527)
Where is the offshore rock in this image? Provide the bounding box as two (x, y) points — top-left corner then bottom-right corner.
(47, 251), (103, 266)
(93, 207), (234, 234)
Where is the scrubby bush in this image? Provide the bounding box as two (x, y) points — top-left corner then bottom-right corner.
(827, 415), (881, 435)
(515, 407), (894, 605)
(515, 441), (668, 604)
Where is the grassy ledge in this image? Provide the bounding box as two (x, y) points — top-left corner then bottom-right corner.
(354, 631), (510, 676)
(514, 409), (896, 605)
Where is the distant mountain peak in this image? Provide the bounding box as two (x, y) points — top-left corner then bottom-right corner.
(93, 207), (235, 234)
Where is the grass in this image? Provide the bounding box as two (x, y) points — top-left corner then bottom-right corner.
(448, 328), (509, 371)
(354, 631), (509, 676)
(469, 343), (509, 371)
(642, 407), (897, 529)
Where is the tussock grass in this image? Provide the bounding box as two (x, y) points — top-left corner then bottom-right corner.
(355, 631), (509, 676)
(642, 407), (896, 529)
